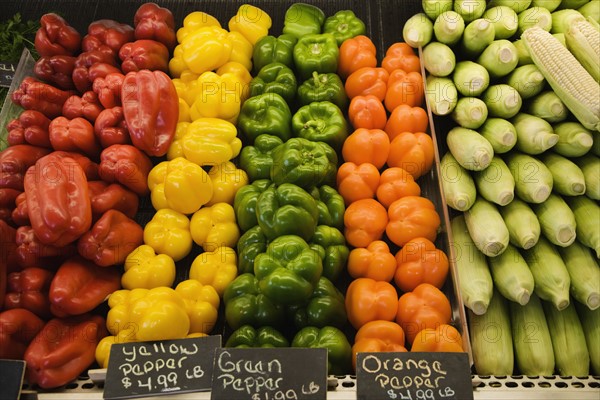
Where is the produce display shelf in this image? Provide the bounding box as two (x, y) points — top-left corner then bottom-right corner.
(19, 374), (600, 400)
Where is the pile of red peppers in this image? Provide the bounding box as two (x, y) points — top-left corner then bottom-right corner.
(0, 3), (179, 388)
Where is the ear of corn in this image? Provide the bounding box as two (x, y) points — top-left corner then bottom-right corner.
(558, 240), (600, 311)
(511, 112), (559, 155)
(510, 293), (555, 376)
(505, 152), (553, 204)
(565, 19), (600, 82)
(532, 193), (577, 247)
(464, 196), (510, 257)
(566, 195), (600, 257)
(469, 288), (514, 376)
(521, 26), (600, 132)
(446, 126), (494, 171)
(576, 154), (600, 200)
(553, 121), (595, 157)
(473, 156), (515, 206)
(478, 118), (517, 154)
(499, 198), (541, 250)
(540, 153), (586, 197)
(488, 244), (535, 305)
(525, 90), (568, 123)
(440, 152), (477, 211)
(575, 302), (600, 375)
(542, 300), (590, 377)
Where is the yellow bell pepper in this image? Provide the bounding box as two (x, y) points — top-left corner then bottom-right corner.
(121, 244), (176, 289)
(180, 70), (199, 83)
(169, 26), (232, 78)
(167, 122), (190, 160)
(176, 11), (221, 43)
(95, 326), (137, 368)
(217, 61), (253, 87)
(168, 118), (242, 167)
(189, 246), (238, 297)
(228, 4), (272, 45)
(188, 71), (245, 124)
(143, 209), (193, 262)
(169, 46), (188, 78)
(187, 332), (208, 338)
(226, 31), (253, 72)
(172, 78), (188, 99)
(175, 279), (220, 334)
(106, 287), (190, 342)
(206, 161), (249, 206)
(190, 203), (240, 251)
(148, 157), (213, 214)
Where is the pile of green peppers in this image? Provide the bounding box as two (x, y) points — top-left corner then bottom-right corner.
(225, 3), (367, 375)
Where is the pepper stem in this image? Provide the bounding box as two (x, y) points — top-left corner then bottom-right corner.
(312, 71), (322, 88)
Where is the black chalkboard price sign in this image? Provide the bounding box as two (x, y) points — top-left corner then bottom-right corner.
(0, 359), (26, 400)
(0, 62), (16, 88)
(210, 347), (328, 400)
(356, 352), (473, 400)
(103, 335), (222, 399)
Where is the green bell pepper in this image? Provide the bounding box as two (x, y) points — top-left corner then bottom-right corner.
(238, 93), (292, 143)
(224, 273), (286, 330)
(270, 138), (338, 190)
(291, 101), (349, 152)
(256, 183), (319, 241)
(310, 225), (349, 282)
(237, 225), (268, 274)
(323, 10), (367, 46)
(225, 325), (289, 348)
(291, 326), (352, 375)
(249, 62), (297, 104)
(288, 277), (347, 329)
(254, 235), (323, 306)
(252, 34), (297, 73)
(283, 3), (325, 39)
(239, 135), (283, 182)
(233, 179), (272, 232)
(297, 71), (349, 110)
(310, 185), (345, 231)
(293, 33), (339, 81)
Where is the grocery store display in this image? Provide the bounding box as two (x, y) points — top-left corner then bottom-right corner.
(0, 0), (599, 397)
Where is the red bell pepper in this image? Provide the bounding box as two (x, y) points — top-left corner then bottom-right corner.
(5, 267), (54, 319)
(121, 70), (178, 157)
(49, 116), (101, 158)
(94, 106), (130, 148)
(92, 72), (124, 109)
(15, 225), (77, 269)
(24, 314), (108, 389)
(34, 13), (81, 57)
(11, 192), (29, 226)
(0, 144), (52, 191)
(24, 152), (92, 247)
(0, 188), (20, 222)
(11, 77), (75, 119)
(82, 19), (135, 57)
(62, 91), (103, 122)
(88, 62), (122, 83)
(88, 181), (139, 220)
(48, 256), (120, 316)
(0, 309), (45, 360)
(33, 55), (77, 90)
(7, 110), (52, 148)
(52, 150), (100, 181)
(133, 2), (176, 51)
(98, 144), (153, 196)
(78, 209), (143, 267)
(0, 220), (18, 306)
(72, 50), (118, 93)
(119, 39), (169, 73)
(6, 118), (25, 146)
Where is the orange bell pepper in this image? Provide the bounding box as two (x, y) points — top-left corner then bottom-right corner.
(337, 162), (380, 205)
(411, 324), (464, 353)
(386, 195), (440, 247)
(338, 35), (377, 79)
(381, 42), (421, 74)
(376, 167), (421, 209)
(384, 104), (429, 141)
(345, 278), (398, 330)
(387, 131), (434, 179)
(341, 128), (390, 170)
(352, 320), (407, 371)
(396, 283), (452, 344)
(348, 95), (387, 130)
(347, 240), (396, 282)
(384, 69), (424, 112)
(344, 198), (388, 248)
(345, 67), (389, 100)
(394, 237), (449, 292)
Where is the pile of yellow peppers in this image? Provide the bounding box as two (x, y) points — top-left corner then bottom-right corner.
(95, 4), (271, 368)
